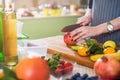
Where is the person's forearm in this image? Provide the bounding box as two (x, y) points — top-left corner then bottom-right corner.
(110, 18), (120, 31)
(95, 18), (120, 35)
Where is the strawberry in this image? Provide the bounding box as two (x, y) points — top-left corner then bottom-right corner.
(63, 62), (73, 74)
(55, 65), (65, 76)
(60, 60), (65, 65)
(54, 61), (73, 77)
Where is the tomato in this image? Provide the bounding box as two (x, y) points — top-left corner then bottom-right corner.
(15, 57), (50, 80)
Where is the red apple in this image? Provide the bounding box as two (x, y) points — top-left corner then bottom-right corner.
(64, 32), (76, 45)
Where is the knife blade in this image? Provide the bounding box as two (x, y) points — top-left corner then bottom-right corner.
(61, 24), (82, 32)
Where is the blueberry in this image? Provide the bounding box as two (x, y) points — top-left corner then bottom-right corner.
(71, 75), (76, 79)
(90, 76), (99, 80)
(71, 72), (81, 79)
(85, 77), (91, 80)
(81, 73), (88, 79)
(74, 73), (81, 77)
(76, 77), (82, 80)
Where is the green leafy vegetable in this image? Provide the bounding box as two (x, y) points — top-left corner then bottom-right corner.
(85, 38), (103, 54)
(47, 53), (61, 70)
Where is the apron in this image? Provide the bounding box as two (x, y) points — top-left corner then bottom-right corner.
(91, 0), (120, 45)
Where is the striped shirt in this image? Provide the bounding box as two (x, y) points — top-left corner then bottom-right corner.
(89, 0), (120, 45)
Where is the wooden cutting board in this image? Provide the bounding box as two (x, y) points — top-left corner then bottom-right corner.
(29, 35), (94, 68)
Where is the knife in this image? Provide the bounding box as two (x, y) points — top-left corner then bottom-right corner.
(61, 24), (82, 32)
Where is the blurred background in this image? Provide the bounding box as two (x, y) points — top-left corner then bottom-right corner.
(14, 0), (88, 17)
(0, 0), (88, 39)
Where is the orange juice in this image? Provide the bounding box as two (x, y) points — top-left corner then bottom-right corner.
(2, 11), (18, 66)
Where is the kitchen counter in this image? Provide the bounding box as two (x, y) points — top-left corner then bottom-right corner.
(28, 35), (94, 68)
(28, 35), (96, 80)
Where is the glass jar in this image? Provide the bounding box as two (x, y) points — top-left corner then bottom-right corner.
(2, 11), (18, 67)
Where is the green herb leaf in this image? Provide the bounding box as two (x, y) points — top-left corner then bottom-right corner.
(85, 38), (103, 54)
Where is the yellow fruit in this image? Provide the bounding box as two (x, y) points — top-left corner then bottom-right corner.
(103, 40), (116, 49)
(78, 46), (89, 57)
(90, 52), (120, 62)
(103, 47), (116, 54)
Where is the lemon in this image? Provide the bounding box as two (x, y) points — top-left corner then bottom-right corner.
(103, 40), (116, 49)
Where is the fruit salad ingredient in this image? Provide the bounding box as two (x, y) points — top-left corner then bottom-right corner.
(15, 57), (50, 80)
(90, 52), (120, 62)
(66, 72), (99, 80)
(54, 61), (73, 77)
(71, 45), (80, 51)
(103, 40), (116, 49)
(64, 32), (76, 45)
(94, 56), (120, 80)
(47, 53), (73, 77)
(63, 61), (73, 74)
(103, 47), (116, 54)
(78, 46), (90, 57)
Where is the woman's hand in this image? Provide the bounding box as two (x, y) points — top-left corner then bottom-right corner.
(70, 26), (100, 43)
(76, 15), (91, 26)
(76, 9), (92, 26)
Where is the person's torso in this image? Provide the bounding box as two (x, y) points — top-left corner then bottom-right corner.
(91, 0), (120, 44)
